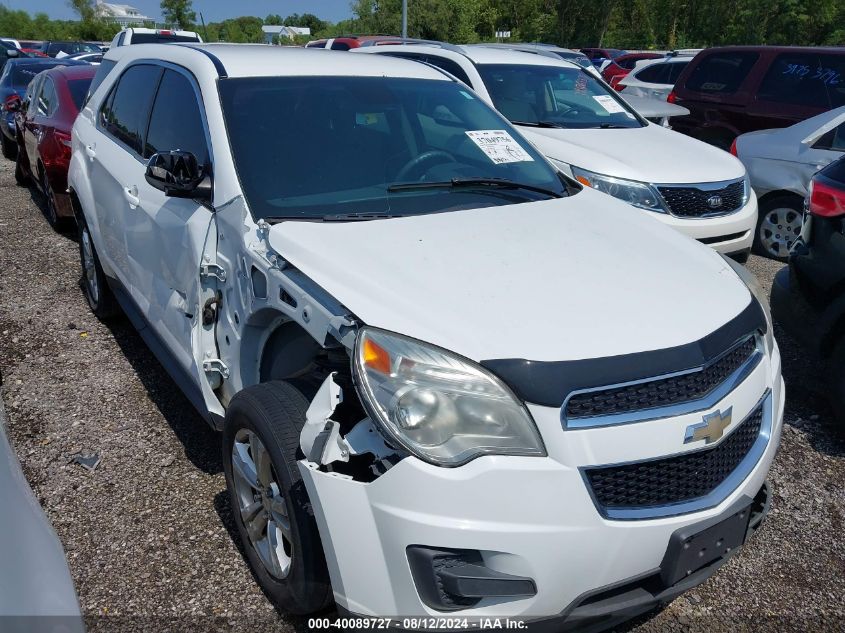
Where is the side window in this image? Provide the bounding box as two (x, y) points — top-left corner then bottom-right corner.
(814, 122), (845, 152)
(757, 53), (845, 109)
(144, 69), (210, 165)
(331, 41), (351, 51)
(666, 62), (688, 84)
(423, 56), (472, 87)
(37, 77), (57, 116)
(25, 77), (42, 115)
(618, 58), (637, 70)
(683, 52), (759, 94)
(101, 64), (162, 155)
(636, 63), (669, 84)
(86, 59), (117, 105)
(117, 31), (126, 46)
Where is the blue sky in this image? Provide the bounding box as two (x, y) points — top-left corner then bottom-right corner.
(11, 1), (355, 23)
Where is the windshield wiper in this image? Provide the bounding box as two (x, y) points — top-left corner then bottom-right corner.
(321, 212), (396, 222)
(388, 177), (563, 199)
(510, 120), (566, 128)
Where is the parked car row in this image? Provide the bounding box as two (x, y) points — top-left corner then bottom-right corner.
(0, 40), (784, 630)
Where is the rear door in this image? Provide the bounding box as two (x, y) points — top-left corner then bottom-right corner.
(89, 63), (162, 283)
(127, 66), (215, 380)
(751, 51), (845, 129)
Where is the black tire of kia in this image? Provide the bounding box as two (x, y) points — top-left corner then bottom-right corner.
(826, 337), (845, 436)
(222, 381), (333, 615)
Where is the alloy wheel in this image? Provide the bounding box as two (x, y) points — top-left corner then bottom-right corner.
(231, 429), (293, 579)
(759, 207), (802, 259)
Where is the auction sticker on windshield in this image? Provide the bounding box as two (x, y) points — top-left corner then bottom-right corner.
(466, 130), (535, 164)
(592, 95), (626, 114)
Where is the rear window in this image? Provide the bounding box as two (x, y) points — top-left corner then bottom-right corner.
(130, 33), (200, 44)
(635, 63), (669, 84)
(757, 53), (845, 109)
(67, 77), (92, 110)
(11, 64), (47, 85)
(683, 52), (759, 94)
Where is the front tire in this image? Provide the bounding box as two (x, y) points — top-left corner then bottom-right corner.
(222, 381), (332, 615)
(77, 214), (119, 319)
(1, 132), (16, 160)
(754, 194), (803, 261)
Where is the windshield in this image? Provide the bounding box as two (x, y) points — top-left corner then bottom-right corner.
(477, 63), (643, 130)
(11, 64), (53, 86)
(219, 76), (568, 221)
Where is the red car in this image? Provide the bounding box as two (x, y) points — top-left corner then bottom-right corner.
(14, 64), (96, 230)
(601, 52), (663, 90)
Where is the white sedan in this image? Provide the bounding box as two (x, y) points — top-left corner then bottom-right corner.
(733, 106), (845, 260)
(618, 56), (691, 100)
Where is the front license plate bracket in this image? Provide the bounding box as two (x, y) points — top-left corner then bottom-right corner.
(660, 495), (753, 587)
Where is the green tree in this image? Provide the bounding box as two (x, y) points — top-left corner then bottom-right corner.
(161, 0), (196, 30)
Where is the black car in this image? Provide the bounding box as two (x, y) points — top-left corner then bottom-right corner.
(771, 156), (845, 426)
(37, 41), (101, 58)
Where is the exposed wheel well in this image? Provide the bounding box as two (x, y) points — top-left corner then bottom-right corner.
(757, 190), (804, 210)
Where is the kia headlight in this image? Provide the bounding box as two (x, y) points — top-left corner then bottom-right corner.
(722, 255), (774, 351)
(353, 328), (545, 467)
(568, 165), (668, 213)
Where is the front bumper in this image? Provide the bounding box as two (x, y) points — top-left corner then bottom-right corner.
(299, 344), (784, 621)
(650, 191), (757, 257)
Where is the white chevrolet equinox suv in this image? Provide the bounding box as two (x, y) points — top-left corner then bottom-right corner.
(69, 44), (784, 628)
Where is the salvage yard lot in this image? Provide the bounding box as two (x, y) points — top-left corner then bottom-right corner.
(0, 157), (843, 632)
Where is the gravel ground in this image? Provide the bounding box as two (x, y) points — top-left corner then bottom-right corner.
(0, 157), (843, 633)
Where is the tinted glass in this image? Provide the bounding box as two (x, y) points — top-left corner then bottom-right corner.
(48, 42), (100, 56)
(25, 76), (41, 115)
(757, 53), (845, 109)
(144, 69), (208, 163)
(666, 61), (689, 83)
(635, 63), (669, 84)
(102, 64), (162, 154)
(819, 155), (845, 185)
(219, 76), (566, 220)
(130, 33), (201, 44)
(67, 77), (92, 110)
(11, 64), (51, 87)
(422, 56), (471, 86)
(684, 52), (758, 94)
(814, 123), (845, 152)
(86, 59), (116, 104)
(37, 76), (57, 116)
(330, 41), (351, 50)
(478, 63), (643, 129)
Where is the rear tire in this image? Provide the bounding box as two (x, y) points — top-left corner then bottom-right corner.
(14, 150), (29, 186)
(222, 381), (333, 615)
(754, 194), (803, 262)
(77, 214), (119, 319)
(40, 169), (70, 232)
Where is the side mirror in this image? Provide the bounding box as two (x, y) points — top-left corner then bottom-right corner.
(5, 98), (20, 113)
(145, 150), (211, 200)
(6, 49), (18, 58)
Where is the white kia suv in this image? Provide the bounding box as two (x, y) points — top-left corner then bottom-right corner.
(355, 44), (757, 260)
(69, 44), (783, 629)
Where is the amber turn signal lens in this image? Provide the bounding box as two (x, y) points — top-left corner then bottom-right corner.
(363, 337), (392, 374)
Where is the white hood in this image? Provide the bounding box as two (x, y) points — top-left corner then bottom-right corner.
(267, 188), (751, 363)
(521, 124), (746, 184)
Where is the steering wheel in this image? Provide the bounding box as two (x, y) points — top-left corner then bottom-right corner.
(395, 150), (455, 182)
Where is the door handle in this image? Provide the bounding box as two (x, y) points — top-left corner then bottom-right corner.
(124, 185), (140, 208)
(84, 144), (96, 159)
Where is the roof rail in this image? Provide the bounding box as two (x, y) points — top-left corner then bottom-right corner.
(358, 38), (466, 55)
(469, 43), (577, 63)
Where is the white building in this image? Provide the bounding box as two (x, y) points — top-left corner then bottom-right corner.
(261, 25), (311, 44)
(94, 2), (152, 27)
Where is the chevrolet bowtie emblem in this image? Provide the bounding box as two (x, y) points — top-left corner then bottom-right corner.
(685, 408), (732, 445)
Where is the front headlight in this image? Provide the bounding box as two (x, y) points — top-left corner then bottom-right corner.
(568, 165), (668, 213)
(722, 255), (774, 351)
(743, 173), (752, 206)
(353, 328), (546, 467)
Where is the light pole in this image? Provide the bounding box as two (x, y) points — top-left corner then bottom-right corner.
(402, 0), (408, 38)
